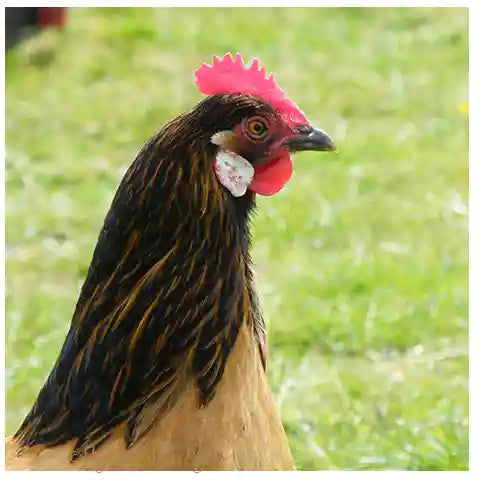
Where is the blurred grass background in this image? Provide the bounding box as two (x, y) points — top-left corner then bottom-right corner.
(5, 7), (468, 470)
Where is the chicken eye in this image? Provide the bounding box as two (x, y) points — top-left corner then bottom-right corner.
(246, 118), (268, 140)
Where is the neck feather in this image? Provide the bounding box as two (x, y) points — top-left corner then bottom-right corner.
(15, 123), (265, 459)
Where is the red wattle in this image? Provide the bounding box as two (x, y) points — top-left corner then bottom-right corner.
(248, 152), (293, 196)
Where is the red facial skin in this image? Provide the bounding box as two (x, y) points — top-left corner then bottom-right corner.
(232, 115), (299, 196)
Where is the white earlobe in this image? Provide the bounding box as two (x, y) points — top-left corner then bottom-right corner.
(214, 151), (254, 197)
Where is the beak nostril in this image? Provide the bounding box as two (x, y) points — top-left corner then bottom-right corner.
(283, 126), (335, 152)
(294, 124), (313, 134)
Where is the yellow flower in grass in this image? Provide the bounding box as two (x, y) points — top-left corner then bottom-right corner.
(457, 100), (468, 116)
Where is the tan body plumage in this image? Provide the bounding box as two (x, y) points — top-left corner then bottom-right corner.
(6, 325), (293, 470)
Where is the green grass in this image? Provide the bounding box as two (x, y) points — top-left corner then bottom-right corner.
(5, 7), (468, 470)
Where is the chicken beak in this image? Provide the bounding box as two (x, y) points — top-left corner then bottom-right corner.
(283, 126), (336, 152)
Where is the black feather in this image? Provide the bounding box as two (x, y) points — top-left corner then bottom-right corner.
(15, 94), (269, 458)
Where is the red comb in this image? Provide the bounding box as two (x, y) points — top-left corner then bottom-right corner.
(195, 53), (308, 126)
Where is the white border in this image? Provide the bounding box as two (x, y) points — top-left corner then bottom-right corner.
(0, 472), (475, 479)
(0, 1), (474, 8)
(469, 2), (479, 478)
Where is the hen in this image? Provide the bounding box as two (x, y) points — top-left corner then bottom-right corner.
(6, 53), (335, 470)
